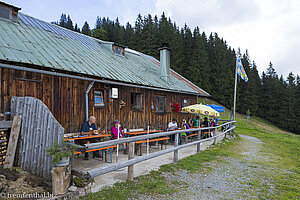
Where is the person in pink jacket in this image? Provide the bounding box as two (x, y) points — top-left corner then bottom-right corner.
(111, 120), (126, 153)
(111, 120), (124, 139)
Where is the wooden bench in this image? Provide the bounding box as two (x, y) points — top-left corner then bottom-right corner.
(182, 132), (198, 143)
(74, 145), (117, 163)
(201, 130), (215, 138)
(134, 137), (169, 156)
(181, 130), (216, 143)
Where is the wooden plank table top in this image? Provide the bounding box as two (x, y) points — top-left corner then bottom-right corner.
(65, 134), (111, 141)
(125, 130), (163, 135)
(169, 127), (199, 131)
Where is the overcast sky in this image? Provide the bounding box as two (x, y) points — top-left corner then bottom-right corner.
(6, 0), (300, 78)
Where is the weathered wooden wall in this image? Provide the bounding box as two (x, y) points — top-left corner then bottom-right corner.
(11, 96), (65, 181)
(1, 67), (197, 133)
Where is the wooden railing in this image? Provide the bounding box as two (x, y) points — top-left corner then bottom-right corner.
(70, 121), (236, 180)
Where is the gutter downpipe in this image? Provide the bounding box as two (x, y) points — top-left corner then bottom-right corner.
(85, 81), (95, 121)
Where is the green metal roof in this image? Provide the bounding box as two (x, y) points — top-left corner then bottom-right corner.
(0, 13), (209, 96)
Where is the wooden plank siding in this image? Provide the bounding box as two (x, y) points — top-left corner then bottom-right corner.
(1, 68), (198, 132)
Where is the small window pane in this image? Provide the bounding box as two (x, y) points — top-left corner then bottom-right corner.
(131, 93), (143, 110)
(95, 91), (104, 107)
(112, 45), (124, 56)
(156, 96), (165, 112)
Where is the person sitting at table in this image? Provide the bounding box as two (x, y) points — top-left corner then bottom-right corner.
(178, 119), (191, 144)
(210, 117), (217, 136)
(168, 118), (178, 143)
(80, 116), (100, 160)
(210, 117), (216, 127)
(214, 116), (219, 125)
(193, 116), (200, 127)
(201, 117), (209, 138)
(111, 120), (126, 153)
(81, 116), (98, 135)
(182, 119), (191, 136)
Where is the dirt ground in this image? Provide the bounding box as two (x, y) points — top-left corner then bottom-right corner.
(0, 167), (51, 199)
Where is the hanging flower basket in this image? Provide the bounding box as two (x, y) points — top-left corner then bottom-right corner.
(171, 103), (180, 112)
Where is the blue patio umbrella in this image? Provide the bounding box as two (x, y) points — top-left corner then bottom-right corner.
(206, 105), (225, 113)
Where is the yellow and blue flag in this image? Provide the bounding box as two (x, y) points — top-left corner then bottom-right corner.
(236, 55), (249, 82)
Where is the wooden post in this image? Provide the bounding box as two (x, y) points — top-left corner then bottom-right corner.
(69, 140), (75, 186)
(4, 115), (22, 168)
(127, 142), (134, 181)
(173, 133), (178, 162)
(213, 128), (217, 145)
(197, 130), (201, 153)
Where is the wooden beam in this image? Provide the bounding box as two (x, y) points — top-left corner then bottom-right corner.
(4, 115), (22, 168)
(0, 121), (13, 129)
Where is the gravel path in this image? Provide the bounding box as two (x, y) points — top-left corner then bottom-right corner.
(135, 135), (276, 200)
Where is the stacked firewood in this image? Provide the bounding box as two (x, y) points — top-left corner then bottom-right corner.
(0, 131), (7, 166)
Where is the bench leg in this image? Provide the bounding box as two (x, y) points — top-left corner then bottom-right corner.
(109, 149), (112, 163)
(100, 150), (104, 161)
(162, 140), (168, 150)
(135, 144), (142, 156)
(139, 144), (143, 156)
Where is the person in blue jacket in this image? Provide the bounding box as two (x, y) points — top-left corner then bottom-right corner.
(80, 116), (100, 160)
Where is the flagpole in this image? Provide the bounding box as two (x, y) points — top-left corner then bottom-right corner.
(233, 55), (238, 121)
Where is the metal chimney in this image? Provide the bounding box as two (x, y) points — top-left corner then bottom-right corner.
(158, 44), (171, 83)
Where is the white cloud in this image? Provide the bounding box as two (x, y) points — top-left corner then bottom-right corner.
(154, 0), (300, 77)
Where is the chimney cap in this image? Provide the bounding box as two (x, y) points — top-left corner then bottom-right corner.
(0, 1), (21, 10)
(158, 43), (171, 51)
(158, 46), (171, 51)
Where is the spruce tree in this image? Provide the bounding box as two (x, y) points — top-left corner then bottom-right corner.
(82, 21), (91, 36)
(286, 72), (297, 132)
(65, 15), (74, 30)
(95, 16), (102, 29)
(130, 14), (143, 51)
(59, 13), (67, 27)
(123, 22), (133, 46)
(74, 24), (80, 32)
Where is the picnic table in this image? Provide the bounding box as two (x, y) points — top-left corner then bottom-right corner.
(65, 133), (111, 141)
(65, 133), (114, 162)
(125, 130), (163, 136)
